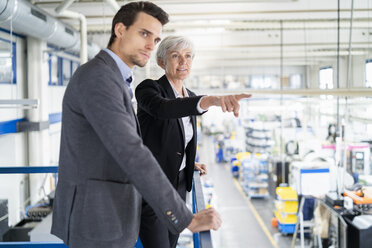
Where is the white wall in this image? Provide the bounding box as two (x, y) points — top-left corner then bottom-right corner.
(0, 30), (28, 226)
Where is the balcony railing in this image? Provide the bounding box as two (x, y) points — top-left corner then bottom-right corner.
(0, 167), (214, 248)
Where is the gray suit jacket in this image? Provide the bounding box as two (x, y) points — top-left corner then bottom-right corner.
(51, 50), (193, 248)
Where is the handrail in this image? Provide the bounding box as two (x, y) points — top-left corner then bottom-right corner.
(192, 171), (213, 248)
(0, 242), (67, 247)
(0, 166), (58, 174)
(0, 165), (65, 247)
(0, 169), (213, 247)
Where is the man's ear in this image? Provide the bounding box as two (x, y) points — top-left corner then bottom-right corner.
(157, 58), (166, 70)
(114, 23), (126, 38)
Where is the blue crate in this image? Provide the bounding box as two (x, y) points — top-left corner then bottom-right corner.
(278, 221), (296, 234)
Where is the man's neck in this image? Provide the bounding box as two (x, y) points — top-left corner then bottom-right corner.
(108, 46), (134, 69)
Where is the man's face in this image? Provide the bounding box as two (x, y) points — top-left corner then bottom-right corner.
(115, 12), (162, 68)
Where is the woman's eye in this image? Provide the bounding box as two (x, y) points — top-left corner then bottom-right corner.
(172, 54), (178, 58)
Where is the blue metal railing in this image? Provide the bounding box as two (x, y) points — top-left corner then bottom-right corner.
(192, 171), (214, 248)
(0, 166), (58, 174)
(0, 166), (66, 247)
(0, 168), (213, 247)
(0, 242), (66, 248)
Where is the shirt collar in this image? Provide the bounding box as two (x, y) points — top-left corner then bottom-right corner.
(167, 77), (189, 98)
(103, 48), (133, 84)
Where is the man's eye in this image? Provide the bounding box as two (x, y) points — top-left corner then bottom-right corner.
(141, 31), (148, 37)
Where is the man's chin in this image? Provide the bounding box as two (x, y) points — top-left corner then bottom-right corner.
(134, 59), (149, 68)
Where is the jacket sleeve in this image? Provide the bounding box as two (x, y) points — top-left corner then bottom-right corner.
(77, 72), (193, 234)
(135, 79), (205, 119)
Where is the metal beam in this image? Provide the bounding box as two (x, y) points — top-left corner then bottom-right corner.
(0, 99), (39, 109)
(194, 88), (372, 97)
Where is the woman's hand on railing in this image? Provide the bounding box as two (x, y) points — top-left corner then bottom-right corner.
(194, 162), (207, 176)
(187, 207), (222, 232)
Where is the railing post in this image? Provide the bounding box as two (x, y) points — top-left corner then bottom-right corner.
(192, 171), (213, 248)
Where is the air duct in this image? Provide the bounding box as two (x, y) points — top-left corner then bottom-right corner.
(0, 0), (99, 59)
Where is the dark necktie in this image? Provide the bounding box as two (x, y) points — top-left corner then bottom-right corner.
(126, 76), (133, 99)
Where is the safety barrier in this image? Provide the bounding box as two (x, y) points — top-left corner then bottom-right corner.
(192, 171), (213, 248)
(0, 167), (213, 247)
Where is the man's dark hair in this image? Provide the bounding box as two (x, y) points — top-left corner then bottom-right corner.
(107, 1), (169, 48)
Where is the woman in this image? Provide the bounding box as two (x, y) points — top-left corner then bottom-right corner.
(135, 36), (250, 248)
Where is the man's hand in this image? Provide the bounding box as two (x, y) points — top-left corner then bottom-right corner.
(194, 162), (207, 176)
(187, 207), (222, 233)
(200, 93), (251, 117)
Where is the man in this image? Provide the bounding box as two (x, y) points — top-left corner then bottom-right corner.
(51, 2), (221, 248)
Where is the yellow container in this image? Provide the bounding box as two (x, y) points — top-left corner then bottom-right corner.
(275, 211), (297, 224)
(236, 152), (251, 161)
(275, 200), (298, 213)
(232, 160), (241, 166)
(276, 187), (298, 201)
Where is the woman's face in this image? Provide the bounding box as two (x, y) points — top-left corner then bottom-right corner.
(163, 47), (193, 82)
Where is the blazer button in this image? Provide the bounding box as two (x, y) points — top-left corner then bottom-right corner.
(176, 152), (182, 156)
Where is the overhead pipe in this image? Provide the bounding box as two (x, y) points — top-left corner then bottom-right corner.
(56, 9), (88, 64)
(0, 0), (99, 59)
(54, 0), (87, 64)
(105, 0), (120, 12)
(55, 0), (75, 14)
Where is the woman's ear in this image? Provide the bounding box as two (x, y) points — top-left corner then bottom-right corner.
(157, 58), (166, 70)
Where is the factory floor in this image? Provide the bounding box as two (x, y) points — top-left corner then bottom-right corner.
(197, 135), (302, 248)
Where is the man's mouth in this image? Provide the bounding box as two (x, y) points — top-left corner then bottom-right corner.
(141, 52), (150, 59)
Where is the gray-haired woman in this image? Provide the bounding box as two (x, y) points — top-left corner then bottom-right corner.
(135, 35), (250, 248)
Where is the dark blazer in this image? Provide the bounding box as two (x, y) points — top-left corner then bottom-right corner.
(135, 75), (205, 192)
(51, 51), (193, 248)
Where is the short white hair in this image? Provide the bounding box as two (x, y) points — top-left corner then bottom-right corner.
(156, 35), (195, 65)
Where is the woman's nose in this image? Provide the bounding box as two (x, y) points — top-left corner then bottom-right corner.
(179, 56), (185, 64)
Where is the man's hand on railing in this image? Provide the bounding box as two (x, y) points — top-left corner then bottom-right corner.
(187, 207), (222, 232)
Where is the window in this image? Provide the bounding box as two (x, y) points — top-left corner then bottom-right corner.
(48, 54), (58, 85)
(71, 61), (79, 76)
(290, 74), (302, 89)
(0, 38), (16, 84)
(365, 59), (372, 87)
(251, 75), (279, 89)
(62, 59), (71, 86)
(48, 54), (79, 86)
(319, 67), (333, 89)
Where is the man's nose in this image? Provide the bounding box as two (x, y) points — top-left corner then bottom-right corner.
(145, 40), (155, 51)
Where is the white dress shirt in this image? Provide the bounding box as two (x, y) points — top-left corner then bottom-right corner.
(167, 80), (206, 171)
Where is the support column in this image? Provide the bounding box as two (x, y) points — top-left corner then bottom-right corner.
(27, 37), (50, 205)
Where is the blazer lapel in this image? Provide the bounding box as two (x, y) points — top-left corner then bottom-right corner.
(99, 50), (142, 136)
(158, 75), (185, 145)
(187, 89), (197, 148)
(190, 115), (196, 148)
(132, 107), (142, 137)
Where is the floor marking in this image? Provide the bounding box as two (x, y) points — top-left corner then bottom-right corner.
(232, 176), (279, 248)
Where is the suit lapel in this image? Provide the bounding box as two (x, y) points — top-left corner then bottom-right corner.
(190, 115), (196, 148)
(99, 50), (142, 136)
(158, 75), (185, 145)
(187, 89), (197, 149)
(132, 107), (142, 137)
